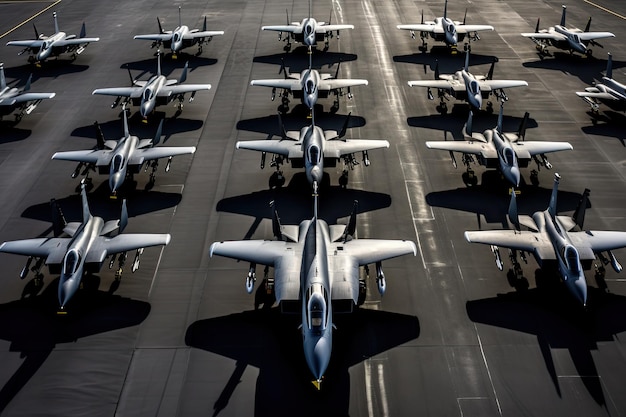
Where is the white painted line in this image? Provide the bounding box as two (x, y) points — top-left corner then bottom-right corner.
(0, 0), (62, 39)
(583, 0), (626, 20)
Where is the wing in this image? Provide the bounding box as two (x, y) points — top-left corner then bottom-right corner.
(512, 141), (573, 156)
(52, 150), (105, 165)
(93, 87), (141, 98)
(319, 79), (368, 91)
(317, 24), (354, 32)
(408, 80), (453, 91)
(129, 146), (196, 165)
(324, 139), (389, 158)
(578, 32), (615, 41)
(0, 238), (68, 259)
(6, 40), (43, 48)
(397, 24), (436, 33)
(9, 93), (56, 104)
(465, 230), (551, 254)
(521, 32), (565, 41)
(480, 80), (528, 90)
(209, 240), (290, 266)
(236, 140), (302, 159)
(160, 84), (211, 96)
(55, 38), (100, 46)
(100, 234), (171, 255)
(184, 30), (224, 39)
(426, 140), (495, 157)
(568, 231), (626, 253)
(457, 25), (494, 33)
(338, 239), (416, 266)
(262, 25), (300, 34)
(250, 79), (302, 90)
(134, 34), (172, 42)
(576, 91), (618, 101)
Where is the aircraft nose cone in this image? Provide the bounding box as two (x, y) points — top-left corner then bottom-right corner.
(304, 335), (331, 381)
(58, 275), (78, 308)
(140, 102), (152, 119)
(508, 166), (521, 187)
(574, 275), (588, 306)
(109, 173), (124, 194)
(308, 166), (323, 186)
(446, 32), (457, 46)
(470, 94), (482, 110)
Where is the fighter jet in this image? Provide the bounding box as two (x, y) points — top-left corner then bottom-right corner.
(521, 5), (614, 58)
(0, 63), (55, 122)
(133, 6), (224, 58)
(408, 51), (528, 114)
(397, 0), (494, 52)
(51, 111), (196, 196)
(250, 55), (367, 112)
(0, 186), (171, 310)
(262, 0), (353, 51)
(6, 11), (99, 65)
(210, 195), (416, 388)
(576, 53), (626, 113)
(465, 174), (626, 306)
(92, 52), (211, 120)
(235, 111), (389, 189)
(426, 102), (573, 187)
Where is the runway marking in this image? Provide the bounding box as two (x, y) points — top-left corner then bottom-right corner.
(148, 246), (167, 297)
(474, 327), (503, 416)
(583, 0), (626, 20)
(0, 0), (62, 39)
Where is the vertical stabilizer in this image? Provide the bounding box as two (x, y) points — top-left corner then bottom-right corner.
(443, 0), (448, 19)
(94, 121), (105, 150)
(464, 50), (470, 72)
(508, 189), (519, 229)
(24, 74), (32, 91)
(153, 119), (164, 146)
(496, 101), (504, 133)
(338, 112), (351, 139)
(518, 112), (529, 141)
(33, 23), (40, 39)
(0, 64), (5, 90)
(277, 112), (289, 140)
(584, 17), (591, 32)
(50, 198), (67, 237)
(309, 0), (312, 19)
(560, 5), (567, 27)
(202, 16), (207, 32)
(157, 17), (164, 34)
(464, 110), (473, 137)
(272, 202), (283, 240)
(434, 60), (440, 79)
(548, 173), (561, 218)
(535, 17), (540, 33)
(80, 184), (91, 223)
(463, 9), (467, 25)
(573, 188), (590, 229)
(79, 22), (86, 38)
(53, 11), (59, 34)
(178, 6), (182, 28)
(179, 61), (189, 84)
(606, 52), (613, 79)
(120, 199), (128, 234)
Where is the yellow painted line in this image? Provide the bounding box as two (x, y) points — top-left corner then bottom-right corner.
(583, 0), (626, 20)
(0, 0), (62, 39)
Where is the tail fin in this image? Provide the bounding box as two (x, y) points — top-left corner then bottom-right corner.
(338, 112), (351, 139)
(517, 112), (529, 141)
(157, 17), (164, 34)
(53, 11), (59, 34)
(157, 51), (162, 77)
(464, 50), (470, 72)
(464, 110), (473, 137)
(308, 0), (312, 19)
(584, 16), (591, 32)
(271, 201), (283, 240)
(79, 22), (86, 38)
(120, 199), (128, 234)
(178, 6), (182, 28)
(535, 17), (540, 33)
(33, 23), (40, 39)
(496, 101), (504, 133)
(343, 200), (358, 242)
(0, 64), (5, 91)
(24, 74), (32, 91)
(573, 188), (590, 229)
(421, 9), (424, 24)
(277, 112), (289, 140)
(606, 52), (613, 79)
(123, 109), (130, 138)
(443, 0), (448, 20)
(286, 8), (290, 25)
(179, 61), (189, 84)
(507, 188), (519, 230)
(153, 119), (164, 146)
(560, 5), (566, 27)
(548, 173), (561, 218)
(463, 9), (467, 25)
(202, 16), (207, 32)
(50, 198), (67, 237)
(80, 184), (91, 224)
(94, 121), (105, 149)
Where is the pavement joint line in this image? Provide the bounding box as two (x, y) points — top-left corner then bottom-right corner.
(0, 0), (61, 39)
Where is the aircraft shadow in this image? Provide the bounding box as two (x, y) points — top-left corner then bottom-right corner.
(119, 57), (201, 82)
(21, 187), (182, 224)
(2, 62), (90, 81)
(237, 110), (366, 137)
(0, 124), (32, 143)
(217, 174), (392, 229)
(0, 278), (150, 413)
(522, 55), (626, 85)
(466, 283), (626, 406)
(426, 180), (587, 227)
(581, 116), (626, 146)
(253, 50), (358, 73)
(393, 51), (498, 73)
(185, 307), (419, 417)
(157, 51), (218, 68)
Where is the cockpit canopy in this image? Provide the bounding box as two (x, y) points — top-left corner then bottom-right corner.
(447, 23), (455, 34)
(305, 79), (316, 95)
(469, 80), (480, 95)
(174, 32), (181, 43)
(112, 154), (125, 172)
(306, 283), (329, 332)
(143, 88), (153, 102)
(63, 249), (82, 276)
(562, 245), (581, 274)
(305, 23), (314, 37)
(307, 145), (321, 165)
(502, 147), (516, 166)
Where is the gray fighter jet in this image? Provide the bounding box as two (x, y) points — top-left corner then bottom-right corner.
(465, 174), (626, 306)
(0, 63), (55, 121)
(408, 51), (527, 114)
(210, 195), (416, 388)
(235, 110), (389, 189)
(6, 11), (99, 65)
(92, 53), (211, 120)
(397, 0), (494, 52)
(426, 102), (573, 187)
(262, 0), (353, 51)
(521, 5), (614, 58)
(0, 186), (171, 310)
(134, 6), (224, 58)
(250, 55), (367, 113)
(51, 111), (196, 196)
(576, 53), (626, 113)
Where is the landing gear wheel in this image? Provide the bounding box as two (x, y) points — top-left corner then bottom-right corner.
(269, 171), (285, 189)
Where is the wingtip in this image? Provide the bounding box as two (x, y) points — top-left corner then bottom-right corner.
(463, 231), (473, 242)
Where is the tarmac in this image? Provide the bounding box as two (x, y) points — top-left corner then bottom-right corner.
(0, 0), (625, 416)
